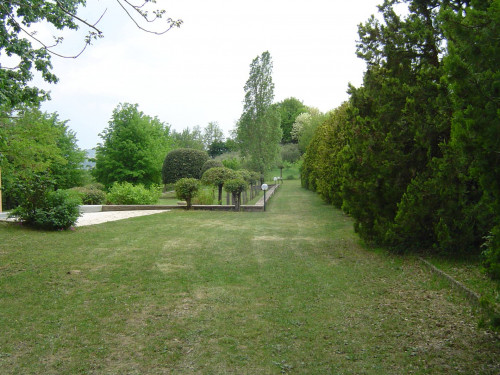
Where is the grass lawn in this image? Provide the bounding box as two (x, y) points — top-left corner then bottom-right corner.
(267, 163), (301, 182)
(0, 180), (498, 374)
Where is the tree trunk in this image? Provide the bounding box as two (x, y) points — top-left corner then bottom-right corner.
(233, 192), (241, 211)
(218, 184), (223, 204)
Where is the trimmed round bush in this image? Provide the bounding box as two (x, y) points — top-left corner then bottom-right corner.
(224, 178), (248, 211)
(201, 159), (224, 176)
(174, 178), (200, 209)
(236, 169), (252, 183)
(162, 148), (209, 184)
(250, 172), (261, 185)
(201, 167), (237, 204)
(224, 178), (248, 195)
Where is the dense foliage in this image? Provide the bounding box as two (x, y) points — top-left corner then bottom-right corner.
(280, 144), (301, 164)
(301, 0), (499, 277)
(224, 178), (247, 211)
(106, 182), (161, 205)
(174, 178), (200, 209)
(71, 184), (107, 205)
(162, 148), (209, 184)
(171, 126), (205, 150)
(291, 108), (327, 154)
(9, 174), (80, 230)
(94, 103), (173, 188)
(236, 51), (282, 175)
(274, 97), (307, 143)
(1, 107), (86, 209)
(0, 0), (84, 108)
(201, 159), (224, 176)
(201, 167), (237, 204)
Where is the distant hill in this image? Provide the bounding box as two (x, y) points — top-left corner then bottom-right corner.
(82, 149), (96, 170)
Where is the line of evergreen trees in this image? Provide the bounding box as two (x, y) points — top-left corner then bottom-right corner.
(301, 0), (499, 278)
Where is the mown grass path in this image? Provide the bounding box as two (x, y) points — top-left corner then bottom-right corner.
(0, 181), (499, 374)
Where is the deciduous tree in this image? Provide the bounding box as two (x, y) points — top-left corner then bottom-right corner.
(172, 126), (205, 150)
(0, 0), (181, 110)
(94, 103), (173, 187)
(274, 97), (307, 143)
(203, 122), (224, 150)
(236, 51), (282, 175)
(201, 167), (236, 204)
(0, 106), (85, 208)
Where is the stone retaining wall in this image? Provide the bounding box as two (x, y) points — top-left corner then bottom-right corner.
(81, 184), (281, 213)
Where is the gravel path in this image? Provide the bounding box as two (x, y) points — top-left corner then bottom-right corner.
(75, 210), (170, 227)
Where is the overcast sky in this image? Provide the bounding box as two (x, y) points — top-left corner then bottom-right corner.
(35, 0), (383, 150)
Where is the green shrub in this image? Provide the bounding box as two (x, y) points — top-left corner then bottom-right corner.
(71, 184), (106, 205)
(34, 190), (81, 230)
(85, 182), (105, 191)
(221, 157), (240, 170)
(174, 178), (200, 209)
(201, 167), (237, 204)
(224, 178), (247, 194)
(250, 172), (261, 185)
(192, 188), (214, 205)
(224, 178), (247, 211)
(281, 143), (301, 163)
(201, 159), (224, 176)
(236, 169), (252, 183)
(11, 189), (81, 230)
(106, 182), (161, 205)
(162, 148), (209, 184)
(482, 225), (500, 280)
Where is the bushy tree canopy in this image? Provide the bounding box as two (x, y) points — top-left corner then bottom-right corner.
(162, 148), (209, 184)
(291, 108), (326, 154)
(224, 177), (247, 211)
(274, 97), (307, 143)
(172, 126), (205, 150)
(1, 106), (85, 208)
(203, 122), (225, 149)
(94, 103), (174, 188)
(201, 159), (224, 176)
(174, 178), (200, 209)
(201, 167), (236, 204)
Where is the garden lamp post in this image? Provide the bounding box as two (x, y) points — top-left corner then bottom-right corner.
(261, 183), (269, 211)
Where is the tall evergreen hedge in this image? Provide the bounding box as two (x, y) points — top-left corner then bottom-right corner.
(301, 0), (499, 278)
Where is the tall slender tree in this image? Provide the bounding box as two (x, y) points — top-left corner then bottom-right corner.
(237, 51), (282, 175)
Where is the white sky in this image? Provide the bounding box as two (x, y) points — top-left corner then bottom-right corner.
(34, 0), (382, 150)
